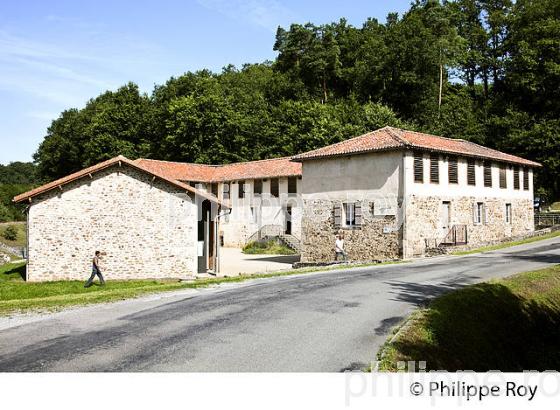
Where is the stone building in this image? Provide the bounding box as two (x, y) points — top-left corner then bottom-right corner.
(293, 127), (540, 262)
(15, 126), (539, 281)
(14, 156), (303, 281)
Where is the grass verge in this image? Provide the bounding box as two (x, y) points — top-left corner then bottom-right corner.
(377, 264), (560, 371)
(242, 239), (296, 255)
(451, 230), (560, 256)
(0, 259), (403, 316)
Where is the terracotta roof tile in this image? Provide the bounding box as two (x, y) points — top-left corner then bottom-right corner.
(292, 126), (541, 167)
(13, 156), (225, 205)
(135, 156), (302, 182)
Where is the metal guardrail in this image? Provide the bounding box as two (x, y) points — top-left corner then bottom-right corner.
(535, 213), (560, 227)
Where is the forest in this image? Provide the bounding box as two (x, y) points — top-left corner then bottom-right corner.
(1, 0), (559, 221)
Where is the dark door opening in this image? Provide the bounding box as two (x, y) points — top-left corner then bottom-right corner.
(285, 205), (292, 235)
(198, 200), (215, 273)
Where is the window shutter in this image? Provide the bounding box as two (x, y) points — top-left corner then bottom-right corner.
(355, 203), (362, 227)
(472, 203), (477, 223)
(334, 203), (342, 228)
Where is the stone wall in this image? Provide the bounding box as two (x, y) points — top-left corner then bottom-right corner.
(403, 195), (534, 257)
(27, 165), (198, 282)
(300, 199), (401, 263)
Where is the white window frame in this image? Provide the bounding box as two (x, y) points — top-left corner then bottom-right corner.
(505, 203), (512, 224)
(475, 202), (484, 225)
(343, 202), (357, 228)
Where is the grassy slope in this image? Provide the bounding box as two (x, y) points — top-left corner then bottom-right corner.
(451, 230), (560, 255)
(0, 222), (26, 248)
(378, 264), (560, 371)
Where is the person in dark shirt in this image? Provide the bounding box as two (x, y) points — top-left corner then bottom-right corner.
(84, 251), (106, 287)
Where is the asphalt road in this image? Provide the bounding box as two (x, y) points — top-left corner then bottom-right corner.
(1, 237), (559, 372)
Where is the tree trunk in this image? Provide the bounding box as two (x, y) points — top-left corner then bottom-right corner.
(438, 63), (443, 118)
(322, 77), (328, 103)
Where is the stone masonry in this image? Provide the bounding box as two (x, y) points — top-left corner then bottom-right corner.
(26, 165), (197, 282)
(404, 195), (534, 256)
(300, 199), (401, 263)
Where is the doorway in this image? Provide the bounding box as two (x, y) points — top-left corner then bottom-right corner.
(198, 199), (216, 273)
(285, 205), (292, 235)
(441, 201), (451, 234)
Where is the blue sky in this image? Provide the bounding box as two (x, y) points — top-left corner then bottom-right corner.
(0, 0), (412, 165)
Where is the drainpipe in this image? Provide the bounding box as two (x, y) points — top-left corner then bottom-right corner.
(215, 207), (232, 275)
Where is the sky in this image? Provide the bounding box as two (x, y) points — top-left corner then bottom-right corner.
(0, 0), (412, 165)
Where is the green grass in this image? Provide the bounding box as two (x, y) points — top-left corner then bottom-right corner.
(0, 259), (403, 316)
(0, 222), (26, 248)
(451, 230), (560, 255)
(377, 264), (560, 372)
(242, 239), (296, 255)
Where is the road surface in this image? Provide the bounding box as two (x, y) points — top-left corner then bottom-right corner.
(0, 237), (559, 372)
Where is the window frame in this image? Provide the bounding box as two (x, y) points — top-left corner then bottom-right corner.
(343, 202), (357, 228)
(499, 165), (507, 189)
(448, 156), (458, 184)
(505, 203), (512, 224)
(475, 202), (484, 225)
(254, 179), (262, 196)
(430, 153), (439, 184)
(287, 176), (297, 195)
(413, 152), (424, 183)
(238, 180), (245, 199)
(467, 159), (476, 186)
(270, 178), (279, 198)
(483, 161), (492, 187)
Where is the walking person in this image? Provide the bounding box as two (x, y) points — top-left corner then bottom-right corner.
(84, 251), (106, 287)
(335, 233), (347, 262)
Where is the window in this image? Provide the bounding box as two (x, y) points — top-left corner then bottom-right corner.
(238, 180), (245, 199)
(270, 178), (279, 197)
(513, 168), (520, 190)
(483, 162), (492, 187)
(288, 176), (297, 194)
(475, 202), (484, 224)
(505, 203), (512, 224)
(499, 165), (507, 189)
(467, 159), (476, 186)
(448, 156), (458, 184)
(344, 203), (356, 227)
(223, 182), (230, 200)
(334, 202), (362, 228)
(413, 152), (423, 183)
(254, 179), (262, 195)
(430, 153), (439, 184)
(523, 168), (529, 190)
(211, 183), (218, 197)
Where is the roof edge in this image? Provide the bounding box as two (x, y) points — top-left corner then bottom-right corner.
(13, 156), (226, 206)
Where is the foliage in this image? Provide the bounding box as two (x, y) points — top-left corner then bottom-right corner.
(2, 225), (18, 241)
(242, 240), (296, 255)
(30, 0), (560, 200)
(378, 264), (560, 371)
(0, 185), (33, 222)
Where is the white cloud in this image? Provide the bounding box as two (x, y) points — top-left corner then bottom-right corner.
(196, 0), (297, 32)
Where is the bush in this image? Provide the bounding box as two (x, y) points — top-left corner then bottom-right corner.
(242, 239), (296, 255)
(2, 225), (18, 241)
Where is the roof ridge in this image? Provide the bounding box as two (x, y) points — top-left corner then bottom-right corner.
(136, 156), (295, 168)
(383, 126), (409, 146)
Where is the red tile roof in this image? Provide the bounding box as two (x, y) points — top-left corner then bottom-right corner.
(135, 156), (302, 183)
(13, 156), (225, 205)
(292, 126), (541, 167)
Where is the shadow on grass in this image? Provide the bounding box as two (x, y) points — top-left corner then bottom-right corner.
(1, 263), (26, 281)
(388, 282), (560, 371)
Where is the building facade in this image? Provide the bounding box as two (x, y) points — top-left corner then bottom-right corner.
(14, 127), (539, 281)
(294, 127), (539, 263)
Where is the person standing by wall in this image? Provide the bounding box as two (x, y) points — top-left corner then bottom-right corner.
(335, 233), (347, 262)
(84, 251), (106, 287)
